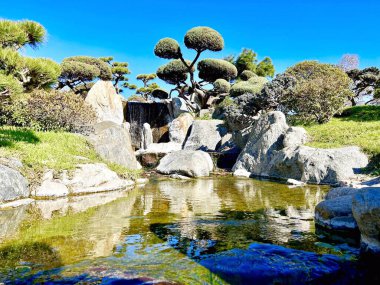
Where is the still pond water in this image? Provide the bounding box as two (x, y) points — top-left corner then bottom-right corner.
(0, 177), (378, 284)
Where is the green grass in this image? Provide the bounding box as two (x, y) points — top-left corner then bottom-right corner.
(0, 126), (140, 184)
(300, 106), (380, 175)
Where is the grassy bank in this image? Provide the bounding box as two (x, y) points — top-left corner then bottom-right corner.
(0, 126), (140, 185)
(301, 106), (380, 175)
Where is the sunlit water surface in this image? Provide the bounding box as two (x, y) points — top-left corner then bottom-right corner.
(0, 177), (377, 284)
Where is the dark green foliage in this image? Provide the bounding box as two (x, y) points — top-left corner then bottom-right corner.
(261, 73), (297, 110)
(154, 38), (180, 59)
(58, 56), (112, 94)
(0, 89), (96, 131)
(157, 59), (191, 85)
(282, 61), (354, 124)
(151, 88), (169, 99)
(339, 105), (380, 122)
(198, 59), (237, 82)
(184, 27), (224, 52)
(240, 70), (256, 81)
(64, 56), (111, 80)
(235, 48), (258, 75)
(100, 57), (131, 93)
(231, 48), (275, 78)
(0, 20), (46, 50)
(346, 67), (380, 105)
(213, 79), (230, 94)
(0, 73), (23, 96)
(21, 57), (61, 91)
(256, 57), (275, 77)
(133, 73), (160, 100)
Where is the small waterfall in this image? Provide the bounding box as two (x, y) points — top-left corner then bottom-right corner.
(125, 102), (173, 149)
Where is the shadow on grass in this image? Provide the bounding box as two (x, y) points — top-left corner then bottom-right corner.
(0, 127), (40, 147)
(337, 106), (380, 122)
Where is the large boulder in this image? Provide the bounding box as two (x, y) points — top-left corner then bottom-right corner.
(63, 163), (134, 194)
(88, 121), (141, 170)
(233, 111), (368, 185)
(157, 150), (213, 177)
(169, 113), (194, 145)
(184, 120), (228, 151)
(0, 164), (29, 204)
(269, 146), (368, 185)
(135, 142), (182, 168)
(233, 111), (289, 176)
(315, 195), (358, 231)
(171, 97), (190, 118)
(352, 187), (380, 255)
(142, 123), (153, 149)
(85, 80), (124, 125)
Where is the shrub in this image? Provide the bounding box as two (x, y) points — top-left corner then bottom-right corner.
(154, 38), (180, 59)
(197, 59), (237, 82)
(230, 77), (267, 97)
(156, 59), (192, 85)
(184, 27), (224, 52)
(151, 88), (169, 99)
(282, 61), (353, 124)
(0, 90), (96, 132)
(213, 79), (230, 94)
(240, 70), (256, 81)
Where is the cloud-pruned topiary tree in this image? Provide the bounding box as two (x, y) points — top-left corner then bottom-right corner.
(100, 56), (131, 94)
(128, 73), (161, 101)
(58, 56), (112, 95)
(153, 26), (237, 110)
(346, 67), (380, 106)
(0, 19), (60, 97)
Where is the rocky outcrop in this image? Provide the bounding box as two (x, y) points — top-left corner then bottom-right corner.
(157, 150), (213, 177)
(233, 111), (368, 185)
(171, 97), (190, 118)
(269, 146), (368, 185)
(32, 163), (135, 198)
(87, 121), (141, 170)
(135, 142), (182, 167)
(352, 187), (380, 255)
(142, 123), (153, 149)
(85, 80), (124, 125)
(0, 164), (28, 204)
(169, 113), (194, 145)
(315, 195), (358, 231)
(184, 120), (228, 151)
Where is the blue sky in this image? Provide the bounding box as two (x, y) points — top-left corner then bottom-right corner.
(1, 0), (379, 98)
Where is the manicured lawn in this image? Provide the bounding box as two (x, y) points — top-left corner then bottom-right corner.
(301, 106), (380, 174)
(0, 126), (140, 184)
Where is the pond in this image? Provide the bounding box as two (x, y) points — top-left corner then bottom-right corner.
(0, 177), (378, 284)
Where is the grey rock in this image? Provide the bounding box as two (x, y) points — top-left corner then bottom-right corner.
(283, 127), (308, 148)
(315, 195), (357, 231)
(326, 187), (361, 200)
(157, 150), (213, 177)
(64, 163), (135, 194)
(0, 165), (29, 203)
(233, 111), (289, 176)
(232, 126), (253, 149)
(142, 123), (153, 149)
(85, 80), (124, 125)
(233, 111), (368, 185)
(88, 121), (141, 170)
(184, 120), (228, 151)
(352, 187), (380, 254)
(269, 146), (368, 185)
(172, 97), (189, 118)
(34, 181), (69, 198)
(169, 113), (194, 145)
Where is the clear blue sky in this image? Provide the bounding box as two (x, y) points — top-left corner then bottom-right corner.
(1, 0), (379, 98)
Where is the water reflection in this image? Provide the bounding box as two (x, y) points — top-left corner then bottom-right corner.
(2, 177), (367, 284)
